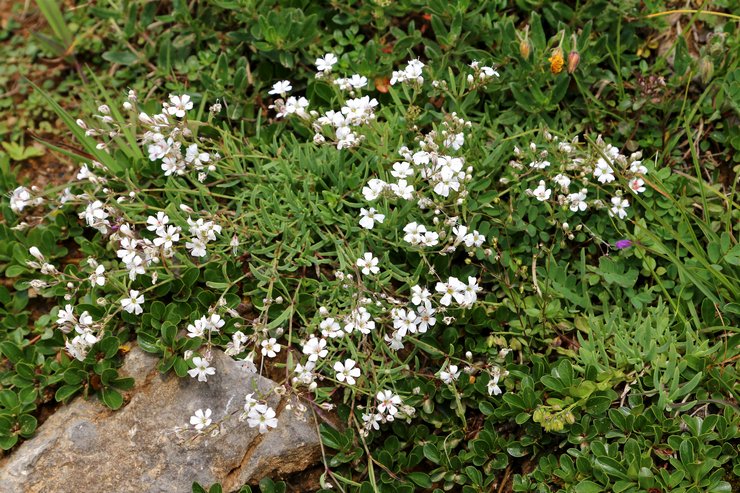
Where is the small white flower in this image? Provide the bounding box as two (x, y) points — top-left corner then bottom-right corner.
(567, 189), (588, 212)
(359, 207), (385, 230)
(487, 378), (502, 396)
(609, 197), (629, 219)
(260, 338), (281, 358)
(303, 337), (328, 362)
(410, 285), (431, 306)
(553, 173), (571, 190)
(89, 264), (106, 287)
(628, 177), (646, 194)
(269, 80), (292, 95)
(167, 94), (193, 118)
(186, 318), (206, 338)
(316, 53), (338, 72)
(190, 408), (212, 430)
(376, 390), (402, 416)
(594, 158), (615, 183)
(186, 237), (207, 257)
(188, 356), (216, 382)
(120, 290), (144, 315)
(438, 364), (461, 384)
(146, 212), (170, 232)
(247, 406), (278, 434)
(333, 358), (361, 385)
(356, 252), (380, 275)
(530, 180), (551, 202)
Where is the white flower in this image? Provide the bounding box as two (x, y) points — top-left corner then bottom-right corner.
(247, 406), (278, 434)
(628, 177), (646, 194)
(333, 359), (361, 385)
(487, 378), (502, 396)
(124, 255), (145, 281)
(410, 285), (431, 306)
(462, 230), (485, 248)
(190, 408), (212, 430)
(347, 74), (368, 89)
(188, 356), (216, 382)
(438, 364), (461, 384)
(320, 317), (342, 338)
(146, 212), (169, 232)
(89, 264), (106, 287)
(186, 237), (207, 257)
(359, 207), (385, 230)
(362, 412), (381, 430)
(594, 158), (615, 183)
(316, 53), (338, 72)
(167, 94), (193, 118)
(462, 277), (481, 306)
(185, 144), (211, 169)
(269, 80), (292, 95)
(186, 318), (206, 338)
(435, 277), (466, 306)
(553, 173), (571, 190)
(57, 304), (76, 327)
(391, 179), (414, 200)
(392, 308), (418, 337)
(362, 178), (387, 201)
(403, 222), (427, 245)
(531, 180), (551, 202)
(416, 304), (436, 333)
(629, 160), (648, 175)
(303, 337), (328, 362)
(567, 189), (588, 212)
(154, 225), (180, 249)
(609, 197), (629, 219)
(260, 338), (281, 358)
(529, 160), (550, 169)
(390, 161), (413, 179)
(356, 252), (380, 275)
(376, 390), (402, 415)
(204, 314), (225, 333)
(121, 290), (144, 315)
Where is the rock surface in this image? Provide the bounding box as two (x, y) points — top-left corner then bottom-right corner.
(0, 348), (321, 493)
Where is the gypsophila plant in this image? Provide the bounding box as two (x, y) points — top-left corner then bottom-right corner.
(2, 3), (739, 491)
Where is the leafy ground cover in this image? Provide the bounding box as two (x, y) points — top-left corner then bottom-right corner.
(1, 1), (739, 492)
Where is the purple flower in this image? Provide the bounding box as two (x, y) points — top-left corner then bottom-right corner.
(615, 239), (633, 250)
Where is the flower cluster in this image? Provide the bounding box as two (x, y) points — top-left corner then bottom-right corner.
(9, 186), (43, 213)
(515, 133), (648, 225)
(390, 59), (425, 86)
(55, 304), (103, 361)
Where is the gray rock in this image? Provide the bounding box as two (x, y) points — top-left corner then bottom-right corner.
(0, 348), (321, 493)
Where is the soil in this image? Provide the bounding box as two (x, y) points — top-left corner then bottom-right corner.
(1, 0), (78, 188)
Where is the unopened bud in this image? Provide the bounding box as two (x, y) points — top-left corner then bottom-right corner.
(699, 58), (714, 84)
(567, 51), (580, 74)
(519, 38), (531, 60)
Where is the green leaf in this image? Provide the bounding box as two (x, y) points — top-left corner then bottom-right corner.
(55, 384), (82, 403)
(575, 481), (603, 493)
(101, 388), (123, 410)
(407, 472), (432, 488)
(34, 0), (74, 49)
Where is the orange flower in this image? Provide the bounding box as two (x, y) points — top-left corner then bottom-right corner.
(549, 48), (564, 74)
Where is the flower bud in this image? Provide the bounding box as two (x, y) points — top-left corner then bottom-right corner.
(699, 58), (714, 84)
(519, 38), (531, 59)
(567, 50), (580, 73)
(29, 246), (44, 261)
